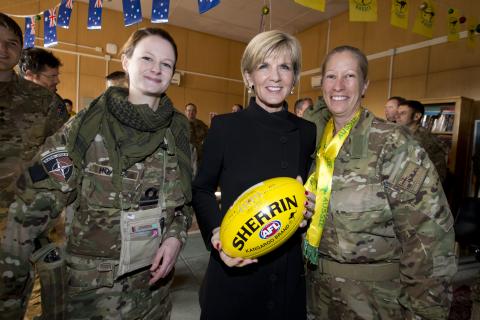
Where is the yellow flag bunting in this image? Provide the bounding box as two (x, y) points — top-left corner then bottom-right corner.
(294, 0), (326, 12)
(413, 0), (435, 38)
(349, 0), (377, 22)
(447, 8), (460, 42)
(391, 0), (409, 29)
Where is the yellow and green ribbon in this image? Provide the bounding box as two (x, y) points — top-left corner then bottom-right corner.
(304, 108), (362, 265)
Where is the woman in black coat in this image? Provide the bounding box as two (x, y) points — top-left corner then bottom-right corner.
(192, 30), (316, 320)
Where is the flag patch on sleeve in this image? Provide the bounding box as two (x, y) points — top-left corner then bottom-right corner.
(41, 149), (73, 182)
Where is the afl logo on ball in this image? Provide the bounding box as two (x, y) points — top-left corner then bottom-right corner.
(259, 221), (281, 240)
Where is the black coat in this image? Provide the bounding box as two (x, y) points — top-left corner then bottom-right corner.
(192, 99), (316, 320)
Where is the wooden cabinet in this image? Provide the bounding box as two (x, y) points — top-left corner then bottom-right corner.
(419, 96), (476, 212)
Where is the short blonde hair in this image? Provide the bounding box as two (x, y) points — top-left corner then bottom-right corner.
(241, 30), (302, 87)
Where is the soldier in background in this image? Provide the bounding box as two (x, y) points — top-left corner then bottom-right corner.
(294, 97), (313, 118)
(304, 46), (455, 319)
(18, 47), (69, 130)
(106, 70), (128, 88)
(185, 102), (209, 164)
(0, 13), (70, 319)
(64, 98), (76, 118)
(384, 96), (406, 123)
(0, 27), (192, 319)
(396, 99), (448, 184)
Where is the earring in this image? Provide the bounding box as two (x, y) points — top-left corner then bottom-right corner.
(248, 85), (254, 94)
(290, 87), (295, 95)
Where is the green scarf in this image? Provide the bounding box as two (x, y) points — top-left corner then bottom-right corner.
(67, 87), (192, 201)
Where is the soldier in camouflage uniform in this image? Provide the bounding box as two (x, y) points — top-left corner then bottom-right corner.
(185, 103), (209, 163)
(0, 27), (192, 319)
(396, 100), (448, 184)
(303, 46), (456, 320)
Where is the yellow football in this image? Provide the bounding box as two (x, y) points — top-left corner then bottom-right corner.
(220, 177), (306, 259)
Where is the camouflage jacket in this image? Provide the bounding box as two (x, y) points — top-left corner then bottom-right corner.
(189, 118), (208, 161)
(316, 109), (456, 319)
(0, 73), (66, 210)
(0, 100), (192, 316)
(412, 126), (448, 184)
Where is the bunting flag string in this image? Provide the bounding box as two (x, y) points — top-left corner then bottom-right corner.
(3, 0), (480, 51)
(151, 0), (170, 23)
(24, 16), (36, 48)
(58, 0), (74, 28)
(198, 0), (220, 14)
(44, 8), (58, 47)
(123, 0), (142, 26)
(88, 0), (103, 29)
(390, 0), (408, 29)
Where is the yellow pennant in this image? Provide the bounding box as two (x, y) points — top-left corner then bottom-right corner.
(413, 0), (435, 38)
(467, 17), (477, 49)
(349, 0), (377, 22)
(303, 108), (362, 265)
(391, 0), (409, 29)
(294, 0), (326, 12)
(447, 8), (460, 42)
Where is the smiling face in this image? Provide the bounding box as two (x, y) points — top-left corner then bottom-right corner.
(244, 49), (294, 113)
(122, 35), (175, 106)
(0, 26), (22, 80)
(322, 51), (368, 128)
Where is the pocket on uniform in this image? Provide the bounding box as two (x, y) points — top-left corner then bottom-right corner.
(331, 184), (394, 236)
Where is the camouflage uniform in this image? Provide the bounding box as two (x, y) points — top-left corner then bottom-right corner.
(0, 88), (192, 319)
(0, 74), (66, 213)
(412, 126), (448, 184)
(306, 109), (456, 320)
(189, 118), (208, 163)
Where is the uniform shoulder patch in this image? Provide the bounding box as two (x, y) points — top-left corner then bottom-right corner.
(41, 149), (73, 182)
(395, 161), (428, 194)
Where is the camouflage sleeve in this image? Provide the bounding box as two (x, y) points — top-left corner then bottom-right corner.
(44, 93), (69, 137)
(381, 129), (456, 319)
(0, 124), (79, 317)
(162, 205), (193, 246)
(302, 97), (330, 150)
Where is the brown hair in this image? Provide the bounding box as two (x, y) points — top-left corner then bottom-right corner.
(121, 27), (178, 71)
(321, 45), (368, 86)
(0, 13), (23, 48)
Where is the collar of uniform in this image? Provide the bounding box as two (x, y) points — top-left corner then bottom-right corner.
(343, 108), (373, 159)
(245, 97), (297, 133)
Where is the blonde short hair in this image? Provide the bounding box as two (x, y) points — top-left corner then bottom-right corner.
(241, 30), (302, 87)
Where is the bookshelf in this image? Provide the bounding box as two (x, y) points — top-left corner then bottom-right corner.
(419, 96), (475, 212)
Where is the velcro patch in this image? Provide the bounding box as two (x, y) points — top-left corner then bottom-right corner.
(41, 150), (73, 182)
(395, 161), (427, 194)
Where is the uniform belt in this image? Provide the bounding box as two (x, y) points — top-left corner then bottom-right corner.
(318, 258), (400, 281)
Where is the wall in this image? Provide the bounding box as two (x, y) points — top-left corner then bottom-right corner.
(290, 0), (480, 118)
(1, 0), (246, 123)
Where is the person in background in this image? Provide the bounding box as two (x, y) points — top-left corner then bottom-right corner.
(396, 99), (448, 184)
(0, 13), (74, 319)
(232, 103), (243, 112)
(384, 96), (406, 123)
(185, 102), (209, 164)
(105, 70), (128, 88)
(294, 97), (313, 117)
(0, 27), (192, 319)
(64, 98), (76, 118)
(18, 46), (69, 129)
(304, 45), (456, 320)
(193, 30), (316, 320)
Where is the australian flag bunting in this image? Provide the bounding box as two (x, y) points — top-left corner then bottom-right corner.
(123, 0), (142, 26)
(198, 0), (220, 14)
(151, 0), (169, 23)
(24, 17), (35, 48)
(44, 8), (58, 47)
(58, 0), (74, 28)
(88, 0), (103, 29)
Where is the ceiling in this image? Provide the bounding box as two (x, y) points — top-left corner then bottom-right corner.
(79, 0), (348, 43)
